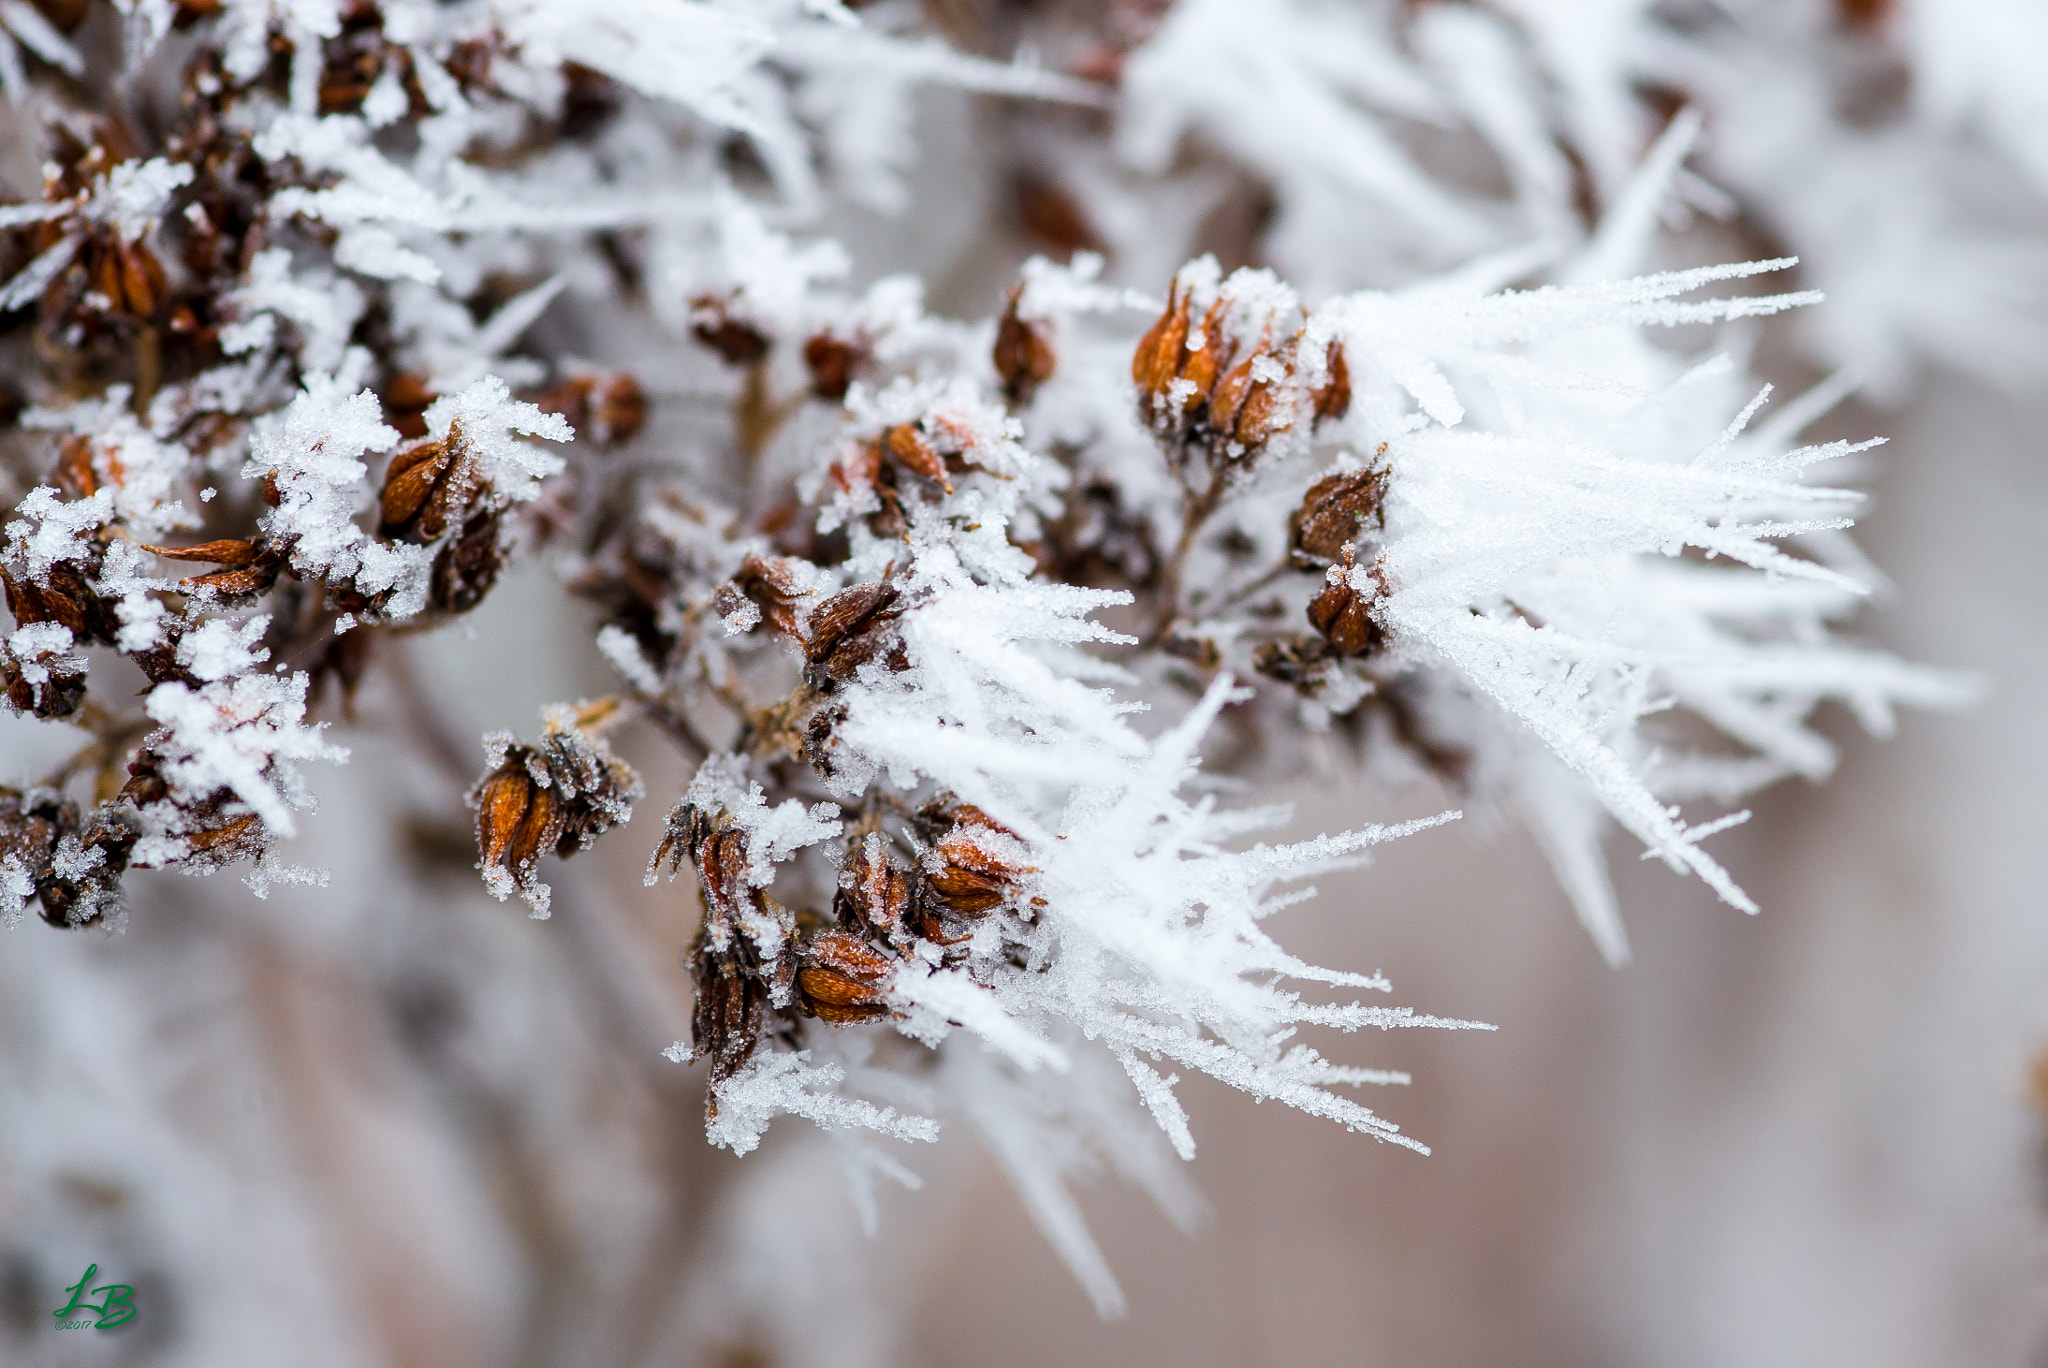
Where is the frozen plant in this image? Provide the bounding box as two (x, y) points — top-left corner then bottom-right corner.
(0, 0), (1993, 1359)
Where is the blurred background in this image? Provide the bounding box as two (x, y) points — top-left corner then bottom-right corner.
(4, 2), (2048, 1364)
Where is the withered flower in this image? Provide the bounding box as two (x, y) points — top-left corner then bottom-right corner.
(1290, 466), (1385, 566)
(803, 580), (907, 691)
(1306, 544), (1386, 658)
(992, 284), (1056, 406)
(470, 711), (642, 914)
(795, 928), (898, 1025)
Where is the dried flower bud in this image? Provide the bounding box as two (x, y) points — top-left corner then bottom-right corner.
(992, 284), (1056, 406)
(795, 928), (897, 1024)
(690, 294), (771, 365)
(470, 717), (642, 915)
(1291, 466), (1385, 566)
(1306, 544), (1385, 658)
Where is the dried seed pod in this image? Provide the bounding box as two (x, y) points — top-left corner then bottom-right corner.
(35, 807), (139, 929)
(803, 331), (865, 401)
(470, 719), (642, 914)
(921, 803), (1033, 919)
(1, 624), (86, 719)
(882, 422), (949, 490)
(1311, 341), (1351, 424)
(142, 537), (293, 598)
(804, 580), (907, 689)
(796, 928), (897, 1024)
(378, 420), (479, 543)
(430, 509), (504, 615)
(835, 831), (913, 942)
(1132, 277), (1227, 445)
(690, 939), (769, 1083)
(1306, 544), (1385, 658)
(3, 562), (121, 647)
(717, 553), (811, 638)
(1291, 467), (1385, 566)
(992, 284), (1056, 406)
(690, 294), (771, 365)
(539, 371), (649, 448)
(0, 786), (73, 921)
(1206, 327), (1298, 454)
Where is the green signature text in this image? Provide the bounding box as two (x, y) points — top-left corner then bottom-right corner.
(52, 1264), (136, 1329)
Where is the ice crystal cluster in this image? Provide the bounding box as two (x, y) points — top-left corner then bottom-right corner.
(0, 0), (2013, 1349)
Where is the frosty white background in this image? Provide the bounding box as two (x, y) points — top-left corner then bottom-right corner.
(0, 1), (2041, 1366)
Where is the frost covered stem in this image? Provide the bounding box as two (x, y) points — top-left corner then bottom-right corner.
(1147, 469), (1229, 647)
